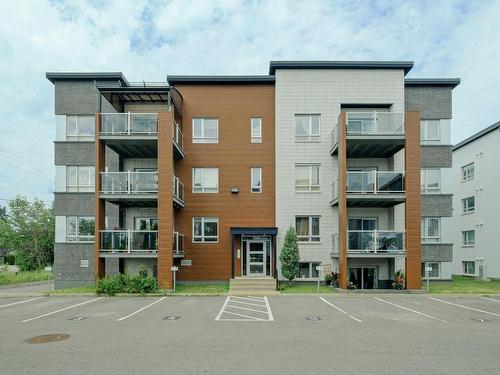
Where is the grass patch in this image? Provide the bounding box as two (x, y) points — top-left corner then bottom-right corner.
(279, 282), (336, 293)
(50, 285), (96, 294)
(427, 275), (500, 294)
(0, 269), (53, 285)
(175, 283), (229, 294)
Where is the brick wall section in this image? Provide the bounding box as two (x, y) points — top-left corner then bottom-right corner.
(421, 194), (453, 217)
(405, 112), (422, 289)
(421, 145), (453, 168)
(54, 243), (93, 288)
(157, 112), (174, 289)
(54, 193), (95, 215)
(422, 244), (453, 262)
(338, 113), (348, 289)
(405, 86), (452, 119)
(54, 80), (119, 115)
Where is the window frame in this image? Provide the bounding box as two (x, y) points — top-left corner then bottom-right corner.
(251, 167), (262, 193)
(421, 262), (440, 278)
(297, 262), (321, 279)
(295, 216), (321, 242)
(421, 217), (441, 243)
(294, 114), (321, 142)
(192, 168), (219, 193)
(420, 169), (441, 193)
(66, 165), (95, 192)
(250, 117), (262, 143)
(462, 196), (475, 213)
(295, 164), (320, 193)
(420, 120), (441, 145)
(461, 163), (475, 182)
(66, 216), (95, 242)
(192, 217), (219, 243)
(462, 261), (476, 275)
(66, 115), (95, 141)
(462, 230), (475, 247)
(192, 117), (219, 144)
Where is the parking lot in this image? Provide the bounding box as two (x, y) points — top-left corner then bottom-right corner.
(1, 294), (500, 375)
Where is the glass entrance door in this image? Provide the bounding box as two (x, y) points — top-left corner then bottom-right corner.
(349, 267), (377, 289)
(246, 241), (266, 276)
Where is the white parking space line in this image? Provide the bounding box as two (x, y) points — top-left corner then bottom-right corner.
(228, 299), (269, 308)
(264, 297), (274, 321)
(231, 296), (267, 303)
(216, 296), (273, 321)
(0, 296), (45, 309)
(374, 297), (448, 323)
(215, 296), (231, 321)
(481, 297), (500, 303)
(319, 297), (362, 322)
(21, 297), (104, 323)
(117, 297), (167, 322)
(226, 304), (269, 314)
(222, 310), (266, 321)
(428, 297), (500, 317)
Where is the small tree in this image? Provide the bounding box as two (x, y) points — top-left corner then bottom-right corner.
(280, 227), (300, 283)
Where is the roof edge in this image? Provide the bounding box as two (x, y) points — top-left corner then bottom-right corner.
(405, 78), (461, 88)
(453, 121), (500, 151)
(269, 60), (414, 75)
(167, 75), (275, 85)
(46, 72), (128, 85)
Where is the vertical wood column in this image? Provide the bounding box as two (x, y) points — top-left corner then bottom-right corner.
(337, 113), (348, 289)
(404, 112), (422, 289)
(94, 113), (105, 280)
(157, 112), (174, 289)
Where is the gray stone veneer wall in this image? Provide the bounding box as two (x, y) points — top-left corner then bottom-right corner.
(54, 243), (94, 289)
(421, 194), (453, 217)
(405, 86), (452, 119)
(422, 243), (453, 262)
(421, 145), (453, 168)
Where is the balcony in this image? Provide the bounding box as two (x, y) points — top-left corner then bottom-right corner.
(173, 231), (185, 258)
(99, 230), (158, 257)
(100, 171), (157, 205)
(331, 230), (405, 258)
(331, 112), (405, 157)
(173, 120), (184, 159)
(172, 176), (185, 208)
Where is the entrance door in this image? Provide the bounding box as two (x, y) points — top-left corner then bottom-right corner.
(348, 267), (377, 289)
(246, 241), (266, 276)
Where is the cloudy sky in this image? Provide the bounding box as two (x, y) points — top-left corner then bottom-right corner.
(0, 0), (499, 203)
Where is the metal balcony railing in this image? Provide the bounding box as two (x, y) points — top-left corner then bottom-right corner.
(172, 176), (185, 203)
(100, 113), (158, 135)
(331, 230), (405, 254)
(346, 112), (405, 135)
(173, 231), (184, 255)
(173, 120), (183, 151)
(346, 171), (404, 194)
(100, 230), (158, 254)
(100, 171), (158, 194)
(331, 179), (339, 201)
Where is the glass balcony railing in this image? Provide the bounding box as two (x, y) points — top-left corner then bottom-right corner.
(346, 112), (404, 135)
(348, 230), (405, 254)
(100, 230), (158, 254)
(100, 113), (158, 135)
(173, 231), (184, 256)
(100, 171), (158, 194)
(172, 176), (184, 204)
(346, 171), (404, 194)
(173, 120), (183, 151)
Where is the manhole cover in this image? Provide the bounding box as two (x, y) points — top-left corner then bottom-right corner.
(26, 334), (70, 344)
(163, 316), (180, 320)
(69, 317), (86, 321)
(471, 318), (492, 323)
(305, 316), (321, 321)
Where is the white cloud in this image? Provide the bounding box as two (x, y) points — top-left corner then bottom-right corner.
(0, 0), (499, 201)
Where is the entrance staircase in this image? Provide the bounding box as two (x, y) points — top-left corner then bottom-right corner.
(229, 277), (278, 295)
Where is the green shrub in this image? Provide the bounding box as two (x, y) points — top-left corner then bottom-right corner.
(96, 273), (158, 295)
(96, 274), (124, 296)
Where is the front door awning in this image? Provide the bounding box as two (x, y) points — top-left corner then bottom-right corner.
(230, 227), (277, 236)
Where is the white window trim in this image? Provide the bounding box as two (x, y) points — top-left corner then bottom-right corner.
(66, 166), (95, 192)
(461, 163), (475, 182)
(421, 169), (441, 194)
(251, 117), (262, 144)
(422, 262), (440, 279)
(192, 118), (219, 144)
(296, 216), (321, 242)
(192, 217), (219, 243)
(462, 196), (475, 214)
(192, 168), (219, 193)
(420, 120), (441, 145)
(66, 216), (95, 243)
(462, 261), (476, 275)
(295, 164), (321, 193)
(295, 114), (321, 142)
(461, 230), (475, 247)
(421, 217), (441, 243)
(66, 115), (95, 141)
(251, 167), (262, 193)
(297, 262), (321, 279)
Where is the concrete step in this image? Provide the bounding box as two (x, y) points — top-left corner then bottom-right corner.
(229, 290), (280, 296)
(230, 280), (276, 285)
(229, 278), (277, 295)
(229, 285), (276, 291)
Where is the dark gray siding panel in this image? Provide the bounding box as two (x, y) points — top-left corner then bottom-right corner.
(54, 142), (95, 165)
(54, 80), (118, 115)
(421, 145), (453, 167)
(422, 243), (453, 262)
(105, 258), (120, 276)
(54, 243), (94, 289)
(405, 86), (452, 119)
(54, 193), (95, 216)
(421, 194), (453, 217)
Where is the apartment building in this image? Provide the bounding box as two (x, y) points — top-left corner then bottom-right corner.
(442, 121), (500, 279)
(47, 61), (459, 290)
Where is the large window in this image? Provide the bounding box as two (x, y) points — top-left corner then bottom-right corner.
(295, 114), (320, 142)
(192, 217), (218, 243)
(251, 167), (262, 193)
(67, 166), (95, 192)
(461, 163), (474, 181)
(66, 115), (95, 141)
(462, 230), (475, 246)
(192, 168), (218, 193)
(66, 216), (95, 242)
(296, 216), (320, 242)
(463, 261), (475, 275)
(421, 262), (440, 278)
(421, 169), (440, 193)
(420, 120), (441, 145)
(192, 118), (219, 143)
(462, 196), (475, 213)
(295, 164), (320, 192)
(251, 118), (262, 143)
(297, 262), (321, 278)
(421, 217), (440, 243)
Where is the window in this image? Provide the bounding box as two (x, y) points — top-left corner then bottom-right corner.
(192, 217), (218, 242)
(192, 168), (218, 193)
(421, 217), (440, 243)
(462, 196), (475, 213)
(421, 262), (440, 278)
(135, 218), (158, 230)
(297, 262), (321, 278)
(462, 163), (474, 181)
(463, 261), (475, 275)
(251, 167), (262, 193)
(66, 216), (95, 242)
(295, 114), (320, 141)
(295, 164), (320, 192)
(421, 169), (440, 193)
(192, 118), (218, 143)
(462, 230), (475, 246)
(66, 115), (95, 141)
(66, 166), (95, 192)
(420, 120), (440, 145)
(251, 118), (262, 143)
(296, 216), (320, 242)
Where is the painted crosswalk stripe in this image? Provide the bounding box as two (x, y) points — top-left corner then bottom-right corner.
(375, 297), (447, 323)
(428, 297), (500, 317)
(22, 298), (104, 322)
(0, 297), (45, 309)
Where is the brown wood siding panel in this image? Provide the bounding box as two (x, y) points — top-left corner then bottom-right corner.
(404, 112), (422, 289)
(337, 113), (348, 288)
(94, 113), (105, 280)
(173, 84), (275, 281)
(157, 112), (174, 288)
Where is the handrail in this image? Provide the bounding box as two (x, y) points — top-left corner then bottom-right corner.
(172, 176), (185, 203)
(345, 111), (405, 135)
(99, 229), (158, 253)
(173, 120), (183, 150)
(100, 112), (158, 135)
(346, 170), (404, 193)
(100, 171), (158, 194)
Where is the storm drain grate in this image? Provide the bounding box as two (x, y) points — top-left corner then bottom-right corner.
(26, 334), (70, 344)
(163, 316), (181, 320)
(305, 316), (321, 321)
